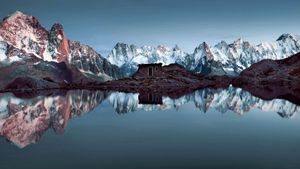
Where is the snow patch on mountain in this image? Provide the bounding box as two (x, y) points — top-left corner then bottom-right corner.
(0, 41), (7, 61)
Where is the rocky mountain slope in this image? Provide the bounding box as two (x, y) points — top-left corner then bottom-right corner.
(107, 34), (300, 76)
(233, 52), (300, 105)
(0, 11), (122, 90)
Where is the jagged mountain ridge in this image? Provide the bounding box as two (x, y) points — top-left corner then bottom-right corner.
(0, 11), (122, 82)
(107, 34), (300, 76)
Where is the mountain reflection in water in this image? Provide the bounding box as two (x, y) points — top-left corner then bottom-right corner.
(0, 87), (299, 148)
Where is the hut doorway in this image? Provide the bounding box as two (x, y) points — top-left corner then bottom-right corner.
(149, 67), (153, 76)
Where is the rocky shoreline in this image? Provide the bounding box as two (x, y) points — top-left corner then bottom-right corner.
(1, 63), (232, 99)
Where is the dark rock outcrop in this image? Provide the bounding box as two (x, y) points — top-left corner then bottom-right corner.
(96, 63), (232, 97)
(233, 52), (300, 105)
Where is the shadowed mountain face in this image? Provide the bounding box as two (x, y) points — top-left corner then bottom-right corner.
(0, 60), (97, 90)
(0, 87), (299, 148)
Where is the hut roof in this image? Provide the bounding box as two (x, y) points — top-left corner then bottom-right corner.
(138, 63), (162, 67)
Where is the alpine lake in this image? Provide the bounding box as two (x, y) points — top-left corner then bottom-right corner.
(0, 87), (300, 169)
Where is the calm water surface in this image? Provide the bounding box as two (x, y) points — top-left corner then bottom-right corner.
(0, 87), (300, 169)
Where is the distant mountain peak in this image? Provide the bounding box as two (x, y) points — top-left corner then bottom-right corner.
(215, 41), (228, 49)
(50, 23), (66, 43)
(195, 42), (211, 52)
(202, 41), (209, 47)
(157, 45), (170, 52)
(277, 33), (295, 41)
(4, 11), (27, 21)
(3, 11), (42, 29)
(232, 38), (245, 45)
(51, 23), (64, 31)
(230, 38), (254, 49)
(115, 42), (130, 48)
(173, 44), (181, 51)
(49, 23), (69, 63)
(195, 42), (209, 51)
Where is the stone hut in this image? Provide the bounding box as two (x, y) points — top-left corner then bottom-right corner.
(138, 92), (162, 105)
(132, 63), (163, 78)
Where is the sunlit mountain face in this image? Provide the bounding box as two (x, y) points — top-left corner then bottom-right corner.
(0, 11), (123, 90)
(0, 87), (299, 148)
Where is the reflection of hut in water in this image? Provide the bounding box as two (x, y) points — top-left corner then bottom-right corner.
(138, 92), (162, 105)
(132, 63), (163, 78)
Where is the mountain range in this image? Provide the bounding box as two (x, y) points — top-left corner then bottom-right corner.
(0, 10), (300, 91)
(107, 34), (300, 76)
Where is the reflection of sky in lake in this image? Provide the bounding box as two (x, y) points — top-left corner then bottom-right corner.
(0, 88), (300, 169)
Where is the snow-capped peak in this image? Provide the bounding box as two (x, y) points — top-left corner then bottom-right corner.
(4, 11), (27, 22)
(232, 37), (244, 45)
(3, 11), (42, 30)
(230, 38), (252, 50)
(215, 41), (228, 48)
(194, 42), (213, 60)
(196, 42), (210, 50)
(173, 44), (180, 51)
(276, 33), (296, 41)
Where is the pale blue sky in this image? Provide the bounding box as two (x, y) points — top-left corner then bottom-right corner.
(1, 0), (299, 55)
